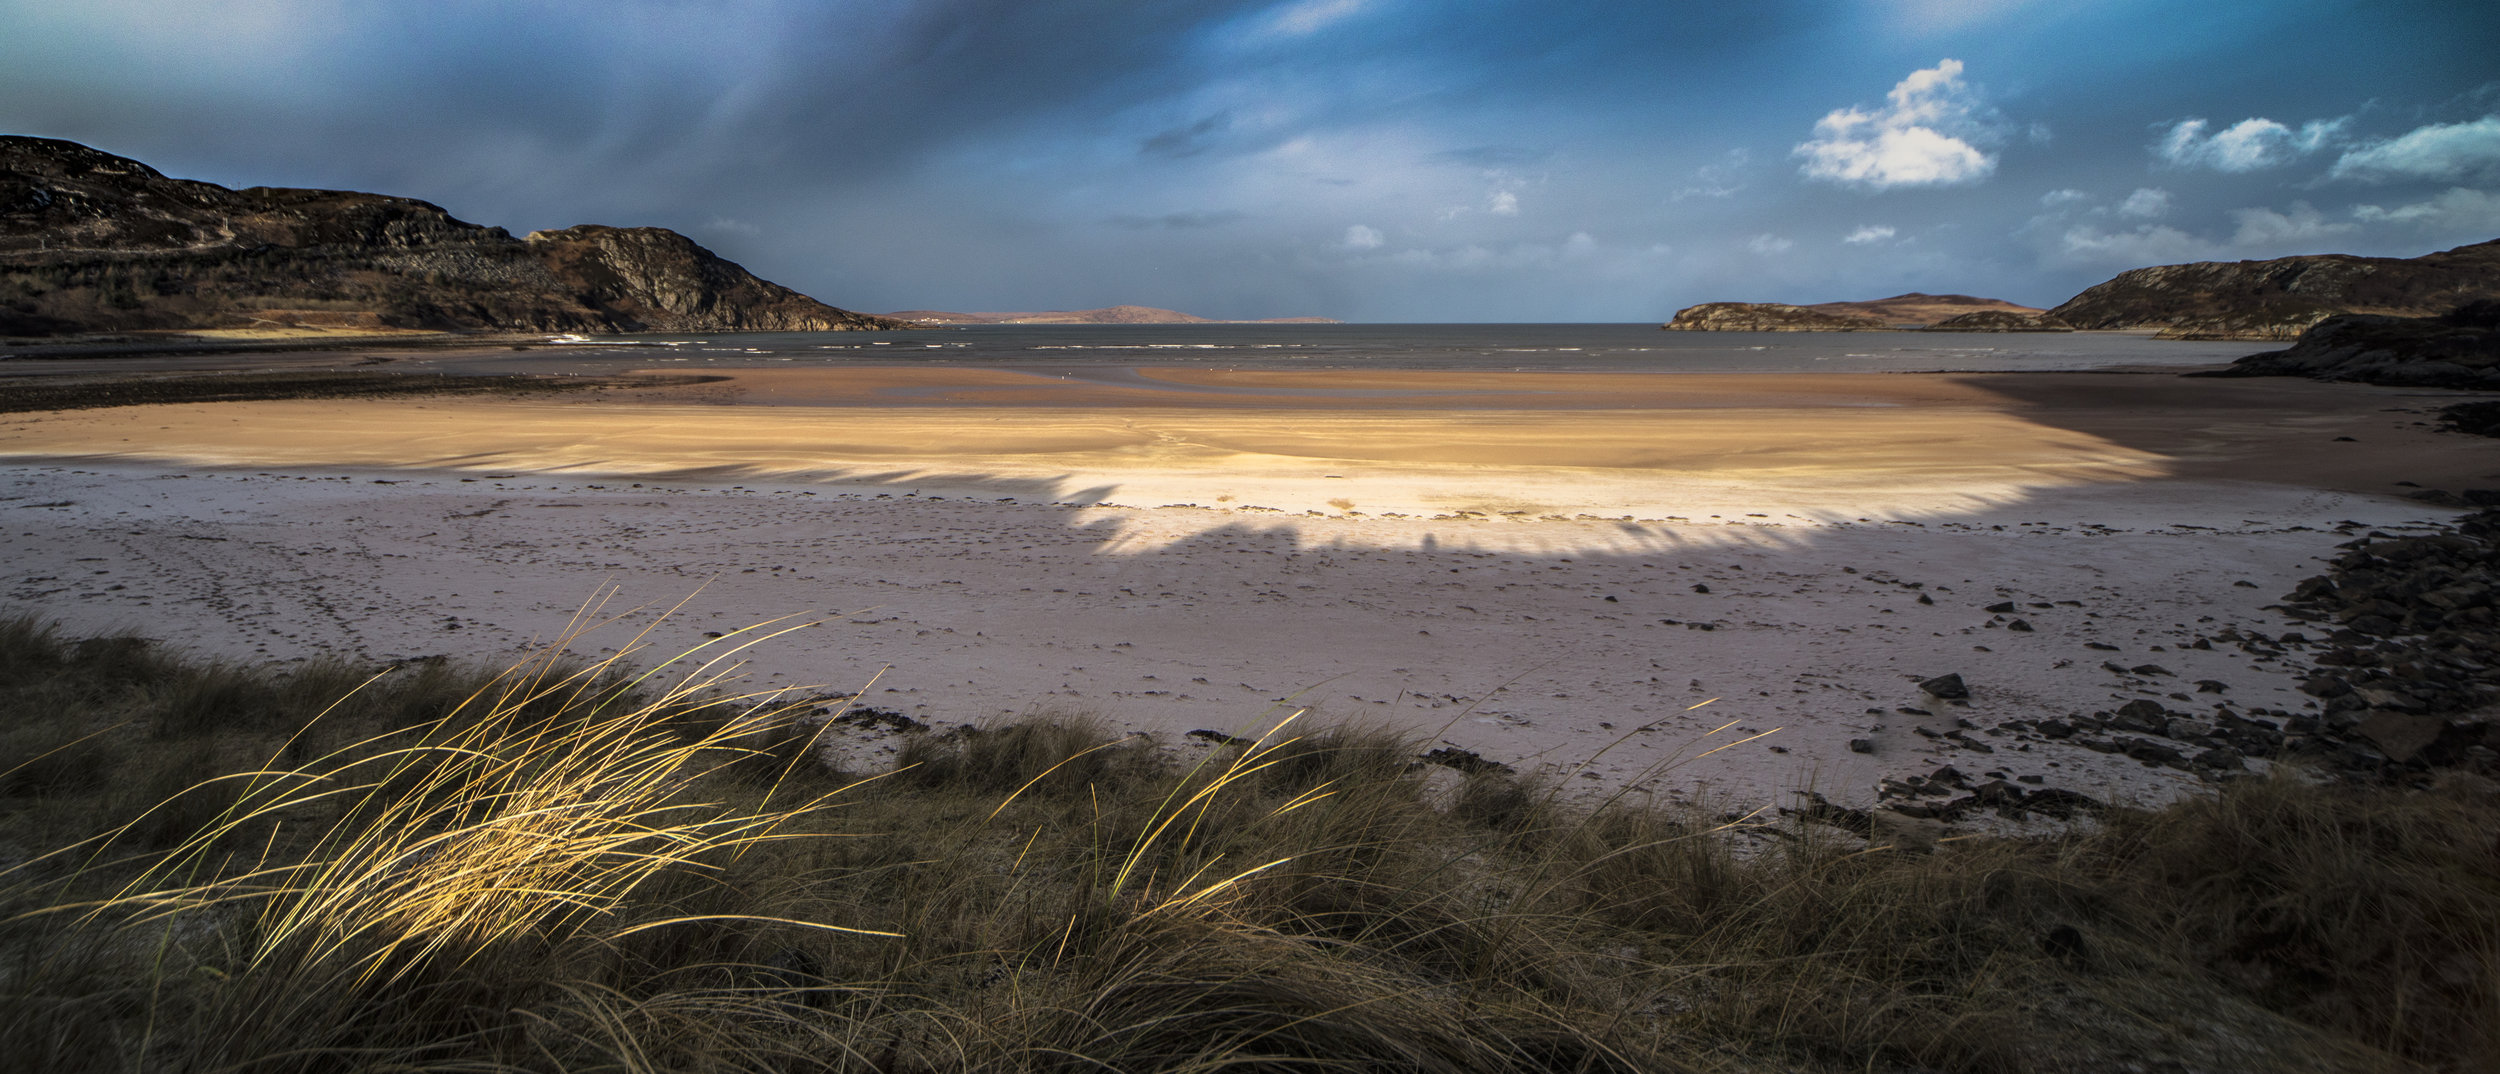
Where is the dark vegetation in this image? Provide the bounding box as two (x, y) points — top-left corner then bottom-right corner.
(1, 612), (2494, 1072)
(1, 135), (907, 335)
(2048, 238), (2500, 340)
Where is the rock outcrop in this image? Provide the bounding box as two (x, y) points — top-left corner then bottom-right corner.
(2192, 301), (2500, 389)
(1661, 302), (1889, 332)
(0, 135), (906, 336)
(2047, 238), (2500, 341)
(1920, 310), (2072, 332)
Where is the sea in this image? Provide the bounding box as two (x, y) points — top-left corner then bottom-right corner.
(413, 323), (2279, 377)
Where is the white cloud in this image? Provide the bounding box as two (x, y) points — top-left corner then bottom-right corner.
(2155, 116), (2344, 172)
(2228, 202), (2354, 247)
(1671, 149), (1749, 201)
(2328, 115), (2500, 183)
(1795, 59), (1997, 189)
(1340, 224), (1385, 250)
(1748, 233), (1795, 255)
(703, 216), (761, 236)
(1488, 190), (1520, 216)
(1842, 224), (1897, 244)
(2056, 224), (2211, 265)
(1262, 0), (1369, 36)
(2353, 187), (2500, 232)
(2039, 188), (2089, 207)
(2116, 187), (2171, 218)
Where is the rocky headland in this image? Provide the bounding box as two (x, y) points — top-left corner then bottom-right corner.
(2047, 238), (2500, 341)
(2194, 301), (2500, 389)
(0, 136), (905, 337)
(1661, 302), (1891, 332)
(1663, 293), (2043, 331)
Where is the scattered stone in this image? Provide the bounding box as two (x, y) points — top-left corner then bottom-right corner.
(2352, 711), (2445, 764)
(1917, 672), (1970, 699)
(1848, 738), (1876, 754)
(2274, 504), (2500, 777)
(1870, 809), (1947, 852)
(832, 706), (928, 734)
(1418, 746), (1512, 775)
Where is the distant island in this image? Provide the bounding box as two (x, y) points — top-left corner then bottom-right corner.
(1663, 293), (2056, 332)
(1666, 239), (2500, 340)
(0, 136), (907, 338)
(887, 305), (1339, 326)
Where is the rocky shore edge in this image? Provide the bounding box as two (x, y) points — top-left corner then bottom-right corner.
(2192, 300), (2500, 389)
(1820, 498), (2500, 838)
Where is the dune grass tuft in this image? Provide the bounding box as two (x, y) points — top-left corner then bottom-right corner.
(0, 611), (2493, 1072)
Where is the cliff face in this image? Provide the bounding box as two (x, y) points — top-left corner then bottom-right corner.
(0, 136), (905, 336)
(2047, 239), (2500, 340)
(522, 225), (895, 332)
(1661, 302), (1888, 332)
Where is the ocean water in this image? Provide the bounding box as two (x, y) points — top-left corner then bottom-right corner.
(426, 323), (2278, 376)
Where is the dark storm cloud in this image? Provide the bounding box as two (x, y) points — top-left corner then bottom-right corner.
(4, 0), (2498, 320)
(1140, 114), (1234, 159)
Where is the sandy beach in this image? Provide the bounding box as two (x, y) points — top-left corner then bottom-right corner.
(4, 362), (2494, 816)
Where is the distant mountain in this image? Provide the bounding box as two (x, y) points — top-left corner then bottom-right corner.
(888, 305), (1339, 325)
(0, 135), (907, 337)
(2048, 238), (2500, 341)
(1662, 293), (2042, 332)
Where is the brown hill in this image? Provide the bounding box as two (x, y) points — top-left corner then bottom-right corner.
(0, 135), (906, 336)
(1805, 293), (2042, 326)
(2048, 239), (2500, 341)
(889, 305), (1338, 325)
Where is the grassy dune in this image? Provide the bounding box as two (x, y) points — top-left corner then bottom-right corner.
(1, 611), (2494, 1073)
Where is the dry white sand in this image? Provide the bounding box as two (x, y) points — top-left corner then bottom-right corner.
(3, 366), (2492, 817)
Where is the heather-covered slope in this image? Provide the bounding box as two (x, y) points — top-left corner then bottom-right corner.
(2048, 239), (2500, 341)
(0, 136), (905, 336)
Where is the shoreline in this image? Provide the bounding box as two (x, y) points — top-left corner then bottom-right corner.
(4, 361), (2495, 817)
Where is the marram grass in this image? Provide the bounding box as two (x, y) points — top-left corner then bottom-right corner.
(0, 609), (2494, 1073)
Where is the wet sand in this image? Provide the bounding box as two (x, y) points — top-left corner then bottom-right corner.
(3, 364), (2494, 816)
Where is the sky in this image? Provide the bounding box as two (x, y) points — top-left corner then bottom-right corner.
(4, 0), (2498, 322)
